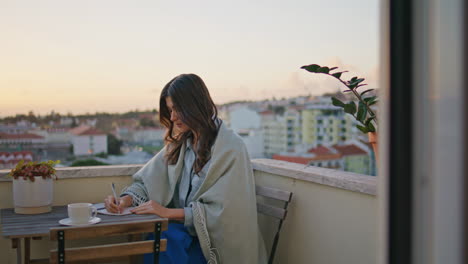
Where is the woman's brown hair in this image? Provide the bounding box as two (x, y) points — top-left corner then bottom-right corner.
(159, 73), (220, 174)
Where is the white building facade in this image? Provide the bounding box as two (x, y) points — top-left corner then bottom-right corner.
(228, 106), (261, 131)
(261, 111), (287, 157)
(69, 126), (107, 156)
(132, 128), (165, 144)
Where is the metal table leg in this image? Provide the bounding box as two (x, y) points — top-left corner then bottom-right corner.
(12, 238), (23, 264)
(24, 237), (30, 264)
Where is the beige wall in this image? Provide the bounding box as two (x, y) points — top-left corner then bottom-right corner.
(0, 162), (377, 264)
(255, 170), (377, 264)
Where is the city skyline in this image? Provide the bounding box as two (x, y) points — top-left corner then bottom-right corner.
(0, 0), (379, 117)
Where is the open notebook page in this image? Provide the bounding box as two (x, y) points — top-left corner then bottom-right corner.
(98, 207), (135, 216)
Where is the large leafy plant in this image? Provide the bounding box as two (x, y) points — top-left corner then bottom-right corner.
(8, 160), (60, 182)
(301, 64), (378, 133)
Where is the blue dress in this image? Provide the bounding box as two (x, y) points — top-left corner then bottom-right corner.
(143, 140), (210, 264)
(144, 223), (206, 264)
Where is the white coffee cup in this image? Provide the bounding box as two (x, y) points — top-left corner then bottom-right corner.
(68, 203), (97, 224)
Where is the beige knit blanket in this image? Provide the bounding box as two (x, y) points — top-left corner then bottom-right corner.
(125, 123), (267, 263)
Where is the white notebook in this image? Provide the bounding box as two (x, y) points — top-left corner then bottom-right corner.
(98, 207), (135, 216)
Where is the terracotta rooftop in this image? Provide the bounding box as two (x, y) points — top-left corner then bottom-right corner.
(69, 125), (91, 135)
(76, 128), (106, 136)
(308, 145), (334, 155)
(274, 142), (368, 166)
(0, 151), (33, 156)
(332, 144), (368, 156)
(0, 151), (34, 162)
(0, 133), (44, 140)
(259, 110), (274, 115)
(272, 155), (312, 165)
(70, 126), (105, 136)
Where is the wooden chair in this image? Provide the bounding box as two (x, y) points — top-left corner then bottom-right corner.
(256, 185), (293, 264)
(49, 219), (168, 264)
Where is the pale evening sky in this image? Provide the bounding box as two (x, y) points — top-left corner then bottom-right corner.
(0, 0), (379, 117)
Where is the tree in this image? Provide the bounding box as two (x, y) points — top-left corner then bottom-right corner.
(273, 106), (285, 116)
(71, 159), (109, 167)
(107, 133), (122, 155)
(27, 111), (37, 123)
(139, 117), (156, 127)
(70, 118), (78, 128)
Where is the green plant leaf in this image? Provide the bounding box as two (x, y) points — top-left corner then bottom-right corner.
(301, 64), (321, 72)
(349, 78), (365, 87)
(331, 71), (344, 79)
(332, 72), (342, 78)
(357, 101), (367, 123)
(365, 116), (376, 125)
(356, 125), (369, 133)
(360, 89), (374, 96)
(318, 67), (330, 73)
(332, 71), (348, 79)
(344, 102), (357, 115)
(347, 77), (364, 89)
(331, 97), (345, 107)
(369, 100), (378, 106)
(364, 96), (377, 104)
(329, 67), (338, 71)
(367, 122), (376, 132)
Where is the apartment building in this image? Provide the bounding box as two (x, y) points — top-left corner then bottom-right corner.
(70, 126), (107, 156)
(301, 104), (356, 146)
(260, 110), (287, 157)
(273, 142), (373, 175)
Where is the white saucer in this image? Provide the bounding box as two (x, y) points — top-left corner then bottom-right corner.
(59, 217), (101, 226)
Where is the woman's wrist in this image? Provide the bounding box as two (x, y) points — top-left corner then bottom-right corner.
(164, 208), (185, 220)
(120, 195), (133, 207)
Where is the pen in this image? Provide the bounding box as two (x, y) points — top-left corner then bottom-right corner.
(111, 182), (120, 214)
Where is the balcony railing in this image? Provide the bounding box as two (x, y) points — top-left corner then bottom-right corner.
(0, 160), (377, 264)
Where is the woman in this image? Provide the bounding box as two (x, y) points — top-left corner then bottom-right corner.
(104, 73), (267, 264)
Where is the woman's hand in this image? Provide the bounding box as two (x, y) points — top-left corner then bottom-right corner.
(104, 194), (132, 213)
(131, 200), (169, 217)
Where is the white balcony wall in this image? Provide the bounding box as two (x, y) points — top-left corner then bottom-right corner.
(253, 159), (377, 264)
(0, 161), (377, 264)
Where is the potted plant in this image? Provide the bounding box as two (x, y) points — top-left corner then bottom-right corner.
(301, 64), (378, 156)
(8, 160), (60, 214)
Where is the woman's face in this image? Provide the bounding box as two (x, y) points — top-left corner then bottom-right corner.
(165, 97), (190, 134)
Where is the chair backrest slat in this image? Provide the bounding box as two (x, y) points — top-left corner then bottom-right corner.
(50, 240), (167, 264)
(256, 185), (292, 202)
(257, 203), (287, 220)
(49, 219), (167, 241)
(255, 185), (293, 264)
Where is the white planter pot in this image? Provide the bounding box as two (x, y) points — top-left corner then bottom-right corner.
(13, 176), (53, 214)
